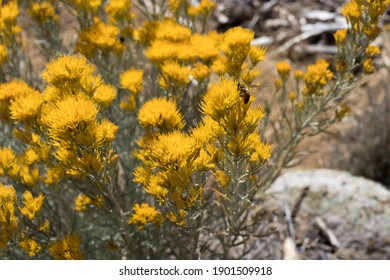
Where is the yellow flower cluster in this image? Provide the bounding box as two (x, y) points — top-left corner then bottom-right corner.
(128, 203), (164, 230)
(67, 0), (101, 13)
(0, 183), (19, 247)
(187, 0), (216, 18)
(0, 1), (22, 45)
(29, 2), (58, 24)
(119, 68), (144, 111)
(19, 238), (42, 257)
(105, 0), (133, 24)
(0, 44), (8, 66)
(40, 55), (118, 178)
(303, 59), (334, 95)
(76, 19), (125, 58)
(138, 97), (185, 132)
(49, 233), (84, 260)
(19, 191), (45, 220)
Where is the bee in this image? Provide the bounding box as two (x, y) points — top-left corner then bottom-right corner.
(237, 83), (251, 104)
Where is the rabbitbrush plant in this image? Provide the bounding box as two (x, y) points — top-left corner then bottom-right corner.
(0, 0), (389, 259)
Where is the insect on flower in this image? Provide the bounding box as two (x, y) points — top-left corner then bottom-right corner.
(237, 83), (251, 104)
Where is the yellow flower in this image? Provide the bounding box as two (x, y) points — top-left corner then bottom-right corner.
(44, 166), (64, 185)
(200, 78), (247, 130)
(169, 0), (185, 15)
(0, 44), (8, 66)
(41, 94), (98, 144)
(0, 80), (38, 122)
(248, 133), (272, 164)
(191, 116), (224, 144)
(189, 33), (219, 63)
(333, 29), (348, 45)
(293, 70), (304, 80)
(155, 20), (192, 43)
(275, 60), (292, 79)
(120, 68), (144, 95)
(74, 194), (92, 212)
(10, 89), (43, 124)
(191, 62), (211, 83)
(76, 20), (124, 57)
(249, 45), (266, 65)
(0, 147), (16, 175)
(167, 209), (186, 226)
(303, 59), (334, 95)
(95, 119), (118, 145)
(365, 44), (380, 57)
(211, 56), (228, 76)
(105, 0), (133, 23)
(159, 61), (191, 91)
(187, 0), (216, 18)
(363, 58), (375, 74)
(67, 0), (101, 13)
(19, 165), (40, 187)
(19, 191), (44, 220)
(138, 97), (185, 132)
(19, 238), (42, 257)
(0, 1), (19, 26)
(92, 84), (117, 107)
(220, 26), (254, 77)
(133, 20), (160, 46)
(39, 219), (50, 233)
(214, 170), (231, 188)
(120, 95), (136, 112)
(0, 184), (19, 242)
(49, 233), (84, 260)
(41, 55), (96, 91)
(29, 2), (58, 23)
(367, 0), (390, 23)
(128, 203), (164, 230)
(241, 68), (260, 85)
(342, 0), (362, 23)
(363, 23), (382, 40)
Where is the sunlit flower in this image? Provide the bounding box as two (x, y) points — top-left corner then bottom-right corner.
(105, 0), (133, 24)
(365, 44), (380, 57)
(249, 46), (266, 65)
(95, 119), (118, 145)
(74, 194), (92, 212)
(333, 29), (348, 45)
(303, 59), (334, 95)
(159, 61), (191, 91)
(10, 90), (43, 124)
(187, 0), (216, 17)
(41, 94), (98, 144)
(128, 203), (164, 230)
(19, 238), (42, 257)
(342, 0), (362, 23)
(0, 44), (8, 66)
(363, 58), (375, 74)
(275, 60), (292, 79)
(189, 33), (219, 63)
(138, 97), (185, 132)
(49, 233), (84, 260)
(92, 84), (117, 107)
(67, 0), (101, 13)
(76, 20), (124, 57)
(19, 191), (44, 220)
(29, 2), (58, 24)
(120, 68), (144, 95)
(0, 80), (38, 122)
(41, 55), (96, 91)
(214, 170), (230, 188)
(191, 62), (211, 83)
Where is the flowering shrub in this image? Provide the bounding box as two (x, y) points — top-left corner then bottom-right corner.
(0, 0), (388, 259)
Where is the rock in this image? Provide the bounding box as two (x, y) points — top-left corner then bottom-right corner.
(267, 169), (390, 259)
